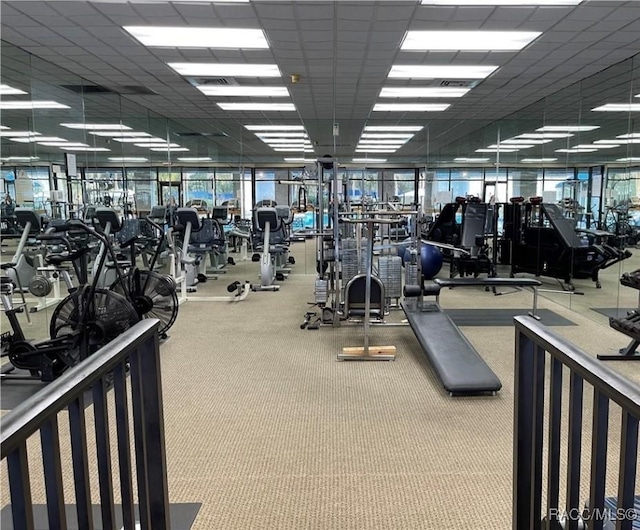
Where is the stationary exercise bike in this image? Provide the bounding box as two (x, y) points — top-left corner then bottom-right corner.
(1, 220), (139, 382)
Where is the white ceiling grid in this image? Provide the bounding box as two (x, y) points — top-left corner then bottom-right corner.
(0, 0), (639, 164)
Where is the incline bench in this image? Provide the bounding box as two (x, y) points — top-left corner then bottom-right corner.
(402, 277), (542, 396)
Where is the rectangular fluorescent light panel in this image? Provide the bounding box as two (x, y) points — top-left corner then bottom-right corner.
(0, 156), (40, 161)
(373, 103), (450, 112)
(355, 149), (398, 153)
(592, 104), (640, 112)
(0, 126), (10, 129)
(257, 132), (308, 138)
(1, 101), (70, 110)
(10, 137), (67, 143)
(218, 103), (295, 111)
(617, 157), (640, 162)
(421, 0), (581, 4)
(489, 144), (534, 149)
(536, 125), (599, 132)
(124, 27), (269, 49)
(359, 141), (407, 146)
(454, 157), (490, 162)
(617, 133), (640, 139)
(273, 148), (315, 152)
(388, 65), (498, 79)
(108, 157), (149, 162)
(60, 147), (110, 152)
(38, 142), (88, 147)
(573, 144), (619, 149)
(178, 157), (213, 162)
(0, 84), (28, 95)
(379, 87), (469, 98)
(112, 137), (167, 143)
(61, 123), (132, 130)
(169, 63), (280, 77)
(401, 31), (541, 51)
(361, 133), (413, 139)
(0, 131), (40, 137)
(364, 126), (423, 132)
(521, 158), (559, 163)
(595, 139), (640, 144)
(352, 158), (387, 163)
(502, 139), (552, 145)
(89, 131), (151, 138)
(245, 125), (304, 131)
(150, 147), (190, 152)
(476, 148), (519, 153)
(555, 148), (597, 153)
(284, 158), (317, 162)
(516, 133), (574, 139)
(135, 143), (181, 148)
(197, 86), (289, 97)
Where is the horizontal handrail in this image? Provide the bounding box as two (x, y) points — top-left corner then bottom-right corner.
(1, 319), (160, 459)
(514, 315), (640, 415)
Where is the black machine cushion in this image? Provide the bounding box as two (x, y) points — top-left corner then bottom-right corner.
(95, 208), (122, 233)
(401, 302), (502, 394)
(176, 208), (202, 231)
(14, 208), (41, 233)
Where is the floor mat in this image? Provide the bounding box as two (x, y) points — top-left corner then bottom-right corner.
(592, 307), (636, 319)
(446, 308), (575, 326)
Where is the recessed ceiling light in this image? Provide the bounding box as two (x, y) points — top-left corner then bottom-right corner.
(169, 63), (281, 77)
(488, 144), (534, 149)
(358, 145), (404, 150)
(61, 123), (132, 130)
(257, 132), (308, 138)
(592, 104), (640, 112)
(218, 103), (295, 111)
(573, 144), (619, 149)
(273, 147), (315, 152)
(135, 143), (182, 148)
(359, 140), (407, 145)
(373, 103), (450, 112)
(178, 157), (213, 162)
(150, 147), (190, 152)
(616, 133), (640, 139)
(38, 142), (89, 147)
(401, 31), (541, 51)
(516, 133), (574, 139)
(112, 137), (168, 143)
(352, 158), (387, 163)
(520, 158), (559, 163)
(454, 157), (490, 162)
(502, 139), (552, 145)
(124, 26), (269, 49)
(9, 136), (68, 143)
(60, 147), (111, 152)
(197, 86), (290, 97)
(0, 131), (40, 137)
(245, 125), (304, 131)
(0, 126), (10, 130)
(0, 84), (28, 95)
(379, 87), (469, 98)
(355, 148), (398, 152)
(421, 0), (581, 5)
(284, 157), (317, 162)
(595, 139), (640, 144)
(89, 131), (152, 138)
(0, 156), (40, 161)
(555, 148), (597, 153)
(617, 157), (640, 162)
(536, 125), (599, 132)
(361, 133), (414, 139)
(108, 157), (149, 162)
(364, 126), (423, 132)
(388, 65), (498, 79)
(269, 143), (312, 148)
(0, 101), (70, 110)
(476, 148), (519, 152)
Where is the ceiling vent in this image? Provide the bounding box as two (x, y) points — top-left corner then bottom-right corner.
(61, 84), (158, 95)
(61, 84), (114, 94)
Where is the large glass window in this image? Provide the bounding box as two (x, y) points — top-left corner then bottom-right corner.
(15, 167), (51, 213)
(126, 168), (158, 216)
(184, 169), (214, 214)
(382, 169), (415, 203)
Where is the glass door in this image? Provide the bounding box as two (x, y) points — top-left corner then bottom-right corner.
(160, 182), (181, 206)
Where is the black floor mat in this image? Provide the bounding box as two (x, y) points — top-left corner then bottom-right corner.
(592, 307), (636, 319)
(0, 503), (201, 530)
(445, 308), (575, 326)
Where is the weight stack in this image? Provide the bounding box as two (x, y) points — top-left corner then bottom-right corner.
(405, 249), (419, 286)
(315, 279), (328, 305)
(378, 255), (402, 300)
(341, 238), (368, 282)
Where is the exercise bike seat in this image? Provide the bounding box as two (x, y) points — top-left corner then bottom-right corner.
(46, 247), (92, 266)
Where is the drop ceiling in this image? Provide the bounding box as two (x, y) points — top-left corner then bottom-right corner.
(1, 0), (639, 166)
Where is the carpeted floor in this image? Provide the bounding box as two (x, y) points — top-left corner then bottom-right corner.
(1, 239), (639, 529)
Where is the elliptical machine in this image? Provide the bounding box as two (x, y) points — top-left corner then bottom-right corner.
(5, 208), (46, 295)
(251, 207), (283, 291)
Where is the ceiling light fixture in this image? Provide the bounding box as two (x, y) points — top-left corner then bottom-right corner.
(616, 133), (640, 139)
(218, 103), (296, 111)
(573, 144), (619, 149)
(273, 147), (315, 152)
(520, 158), (559, 163)
(476, 148), (519, 152)
(379, 87), (469, 98)
(616, 157), (640, 162)
(555, 148), (597, 153)
(61, 123), (132, 130)
(364, 126), (423, 132)
(501, 139), (553, 145)
(245, 125), (304, 131)
(401, 31), (541, 51)
(352, 158), (387, 163)
(454, 157), (490, 162)
(421, 0), (581, 5)
(355, 149), (398, 153)
(0, 131), (40, 138)
(283, 157), (317, 162)
(38, 142), (89, 147)
(373, 103), (450, 112)
(177, 157), (213, 162)
(135, 142), (182, 148)
(89, 131), (152, 138)
(10, 136), (68, 143)
(124, 26), (269, 49)
(60, 147), (111, 152)
(536, 125), (599, 132)
(0, 84), (28, 95)
(361, 133), (414, 139)
(112, 137), (168, 143)
(0, 156), (40, 161)
(108, 157), (149, 162)
(150, 147), (190, 152)
(592, 104), (640, 112)
(256, 132), (308, 138)
(0, 101), (70, 110)
(595, 139), (640, 145)
(488, 144), (534, 149)
(197, 86), (290, 97)
(169, 63), (281, 77)
(388, 65), (498, 79)
(516, 133), (574, 139)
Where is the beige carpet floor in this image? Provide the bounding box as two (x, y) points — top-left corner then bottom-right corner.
(1, 239), (639, 529)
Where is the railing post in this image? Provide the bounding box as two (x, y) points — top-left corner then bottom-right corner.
(514, 327), (537, 530)
(546, 358), (563, 529)
(616, 411), (639, 530)
(7, 442), (34, 530)
(40, 417), (67, 530)
(566, 371), (584, 530)
(587, 389), (609, 530)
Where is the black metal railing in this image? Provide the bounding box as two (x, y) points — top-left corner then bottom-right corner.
(513, 315), (640, 530)
(1, 319), (169, 530)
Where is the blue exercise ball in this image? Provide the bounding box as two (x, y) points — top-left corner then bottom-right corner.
(420, 244), (443, 280)
(397, 238), (412, 265)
